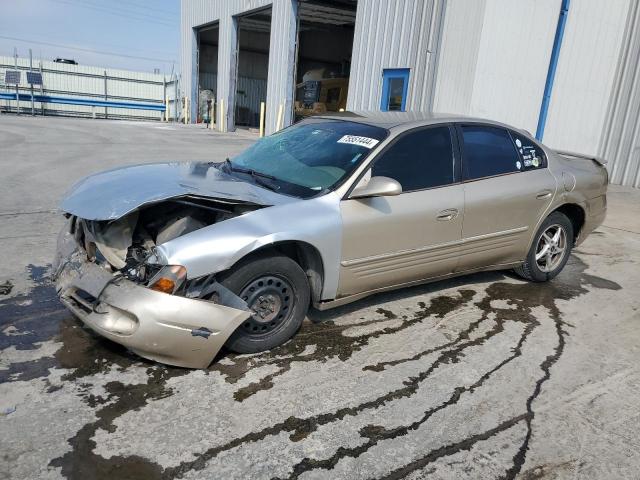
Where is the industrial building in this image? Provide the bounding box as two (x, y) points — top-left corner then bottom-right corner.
(181, 0), (640, 188)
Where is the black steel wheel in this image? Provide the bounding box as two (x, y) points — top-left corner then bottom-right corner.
(219, 252), (310, 353)
(239, 274), (294, 335)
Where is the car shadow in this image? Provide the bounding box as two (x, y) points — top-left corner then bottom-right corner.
(306, 269), (517, 324)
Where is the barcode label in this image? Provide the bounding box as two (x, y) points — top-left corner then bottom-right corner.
(337, 135), (380, 149)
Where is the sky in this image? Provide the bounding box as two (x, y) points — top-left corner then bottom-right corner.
(0, 0), (180, 75)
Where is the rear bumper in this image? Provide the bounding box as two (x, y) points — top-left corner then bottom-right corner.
(53, 228), (250, 368)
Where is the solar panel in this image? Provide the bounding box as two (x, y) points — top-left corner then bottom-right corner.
(4, 70), (21, 85)
(26, 71), (42, 85)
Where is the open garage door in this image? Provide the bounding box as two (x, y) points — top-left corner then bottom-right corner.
(234, 8), (272, 130)
(197, 22), (218, 125)
(294, 0), (357, 122)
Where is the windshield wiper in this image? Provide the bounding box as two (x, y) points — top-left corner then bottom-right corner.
(249, 174), (280, 192)
(221, 158), (280, 191)
(218, 158), (234, 173)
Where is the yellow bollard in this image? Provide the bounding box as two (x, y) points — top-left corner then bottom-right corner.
(220, 98), (225, 132)
(276, 103), (284, 132)
(259, 101), (265, 138)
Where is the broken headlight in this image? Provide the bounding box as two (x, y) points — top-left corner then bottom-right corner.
(148, 265), (187, 294)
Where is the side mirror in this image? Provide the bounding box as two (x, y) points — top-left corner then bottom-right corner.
(350, 176), (403, 199)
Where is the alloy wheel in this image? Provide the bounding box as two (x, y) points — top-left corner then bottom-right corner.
(535, 224), (568, 273)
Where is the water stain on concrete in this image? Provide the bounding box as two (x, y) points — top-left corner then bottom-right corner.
(158, 257), (619, 480)
(215, 289), (476, 402)
(0, 280), (13, 296)
(518, 460), (576, 479)
(0, 265), (141, 384)
(0, 265), (62, 351)
(1, 255), (622, 480)
(49, 368), (189, 480)
(376, 308), (397, 319)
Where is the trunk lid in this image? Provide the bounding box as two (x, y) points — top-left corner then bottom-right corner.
(554, 149), (608, 166)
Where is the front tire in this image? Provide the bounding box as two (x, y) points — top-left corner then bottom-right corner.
(219, 252), (310, 353)
(515, 211), (573, 282)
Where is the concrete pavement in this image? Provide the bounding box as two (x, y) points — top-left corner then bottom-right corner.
(0, 115), (639, 480)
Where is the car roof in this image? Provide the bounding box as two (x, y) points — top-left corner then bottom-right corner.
(314, 111), (532, 135)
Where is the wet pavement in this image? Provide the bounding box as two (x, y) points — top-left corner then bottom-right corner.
(1, 116), (640, 479)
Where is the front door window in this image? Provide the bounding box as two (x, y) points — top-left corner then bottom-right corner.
(370, 126), (455, 191)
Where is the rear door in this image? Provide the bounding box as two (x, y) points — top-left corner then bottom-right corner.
(456, 124), (556, 271)
(338, 125), (464, 296)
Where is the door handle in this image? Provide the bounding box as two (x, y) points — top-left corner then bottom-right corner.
(436, 208), (459, 221)
(536, 189), (553, 199)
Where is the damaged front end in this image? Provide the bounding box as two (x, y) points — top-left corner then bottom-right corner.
(52, 196), (258, 368)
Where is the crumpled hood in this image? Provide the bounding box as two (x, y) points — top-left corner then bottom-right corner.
(60, 161), (294, 220)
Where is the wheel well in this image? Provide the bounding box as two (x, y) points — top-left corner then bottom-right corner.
(236, 241), (324, 305)
(553, 204), (585, 244)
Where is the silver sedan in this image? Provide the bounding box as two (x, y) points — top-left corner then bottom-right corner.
(53, 112), (608, 368)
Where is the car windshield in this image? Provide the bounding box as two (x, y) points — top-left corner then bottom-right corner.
(227, 119), (388, 198)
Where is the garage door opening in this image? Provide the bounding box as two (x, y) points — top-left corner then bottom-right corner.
(294, 0), (357, 121)
(234, 8), (272, 131)
(197, 22), (219, 126)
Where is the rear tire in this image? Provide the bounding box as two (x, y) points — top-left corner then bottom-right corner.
(219, 252), (310, 353)
(515, 211), (573, 282)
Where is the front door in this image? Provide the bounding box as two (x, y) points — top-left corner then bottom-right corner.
(456, 124), (557, 271)
(338, 125), (464, 297)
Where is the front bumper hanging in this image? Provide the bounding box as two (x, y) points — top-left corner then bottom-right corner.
(53, 228), (250, 368)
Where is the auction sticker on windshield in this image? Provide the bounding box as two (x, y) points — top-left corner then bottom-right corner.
(337, 135), (380, 149)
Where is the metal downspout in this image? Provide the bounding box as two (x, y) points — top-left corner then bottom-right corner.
(536, 0), (571, 140)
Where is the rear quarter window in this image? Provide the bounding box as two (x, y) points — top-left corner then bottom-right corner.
(509, 131), (547, 170)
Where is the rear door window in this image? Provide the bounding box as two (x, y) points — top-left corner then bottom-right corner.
(460, 125), (521, 180)
(371, 126), (455, 191)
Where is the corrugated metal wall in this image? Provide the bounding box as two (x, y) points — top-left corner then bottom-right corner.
(468, 0), (560, 132)
(347, 0), (445, 112)
(264, 0), (297, 133)
(199, 71), (217, 92)
(545, 0), (631, 164)
(433, 0), (560, 134)
(199, 72), (267, 126)
(180, 0), (295, 134)
(181, 0), (640, 187)
(432, 0), (640, 187)
(236, 76), (268, 125)
(0, 56), (168, 120)
(595, 0), (640, 188)
(431, 0), (486, 114)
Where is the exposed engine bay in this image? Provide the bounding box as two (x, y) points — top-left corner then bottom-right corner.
(71, 195), (262, 290)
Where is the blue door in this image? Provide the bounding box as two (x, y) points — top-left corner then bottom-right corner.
(381, 68), (410, 112)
